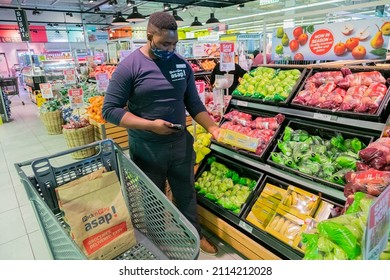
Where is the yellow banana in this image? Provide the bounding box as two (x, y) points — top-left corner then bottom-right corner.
(280, 220), (291, 235)
(269, 216), (280, 229)
(274, 217), (285, 232)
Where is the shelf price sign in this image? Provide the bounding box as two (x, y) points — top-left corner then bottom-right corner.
(39, 83), (53, 99)
(68, 88), (84, 109)
(364, 185), (390, 260)
(220, 42), (235, 72)
(95, 73), (109, 93)
(64, 69), (76, 85)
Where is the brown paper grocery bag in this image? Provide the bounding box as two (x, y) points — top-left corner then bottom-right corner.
(56, 169), (136, 260)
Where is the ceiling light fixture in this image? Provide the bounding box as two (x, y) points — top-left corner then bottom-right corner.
(89, 0), (95, 3)
(237, 4), (244, 10)
(190, 17), (202, 27)
(112, 12), (127, 25)
(32, 7), (41, 15)
(206, 13), (219, 24)
(94, 7), (100, 13)
(109, 0), (118, 6)
(182, 6), (188, 12)
(164, 3), (171, 11)
(100, 14), (106, 18)
(127, 0), (135, 7)
(126, 7), (145, 22)
(66, 12), (73, 17)
(172, 10), (183, 22)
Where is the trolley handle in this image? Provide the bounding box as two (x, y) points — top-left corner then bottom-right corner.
(16, 139), (114, 167)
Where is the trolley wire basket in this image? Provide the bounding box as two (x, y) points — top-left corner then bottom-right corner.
(15, 139), (200, 260)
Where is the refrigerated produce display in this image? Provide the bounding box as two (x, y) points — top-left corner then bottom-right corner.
(195, 63), (389, 260)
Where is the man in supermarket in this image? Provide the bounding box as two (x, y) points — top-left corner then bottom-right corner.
(102, 11), (220, 256)
(252, 49), (274, 66)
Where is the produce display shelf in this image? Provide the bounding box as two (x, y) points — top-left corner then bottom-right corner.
(230, 98), (385, 134)
(197, 185), (304, 260)
(289, 67), (390, 122)
(210, 143), (346, 203)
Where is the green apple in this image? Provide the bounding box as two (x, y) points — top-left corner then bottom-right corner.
(275, 44), (284, 55)
(276, 27), (284, 38)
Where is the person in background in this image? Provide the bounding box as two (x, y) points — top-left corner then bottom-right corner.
(253, 49), (274, 66)
(102, 12), (219, 255)
(209, 61), (247, 95)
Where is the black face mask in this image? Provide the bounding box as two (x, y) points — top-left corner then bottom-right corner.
(150, 41), (175, 60)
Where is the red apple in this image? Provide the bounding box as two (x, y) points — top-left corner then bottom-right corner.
(298, 33), (308, 46)
(352, 45), (366, 59)
(289, 39), (299, 52)
(293, 26), (303, 40)
(334, 42), (347, 56)
(294, 53), (304, 60)
(345, 37), (359, 52)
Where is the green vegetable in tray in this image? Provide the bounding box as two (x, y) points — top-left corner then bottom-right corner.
(291, 129), (310, 142)
(330, 134), (347, 151)
(298, 165), (314, 175)
(331, 168), (353, 185)
(311, 144), (327, 155)
(301, 160), (321, 175)
(322, 162), (336, 177)
(335, 154), (357, 169)
(277, 140), (292, 156)
(351, 138), (365, 153)
(285, 158), (298, 169)
(271, 152), (285, 164)
(283, 126), (293, 142)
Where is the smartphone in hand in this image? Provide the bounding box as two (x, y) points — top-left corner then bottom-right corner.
(170, 124), (184, 130)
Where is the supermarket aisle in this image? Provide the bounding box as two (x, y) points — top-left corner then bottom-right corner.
(0, 89), (245, 260)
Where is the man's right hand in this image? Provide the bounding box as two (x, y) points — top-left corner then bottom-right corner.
(151, 119), (179, 135)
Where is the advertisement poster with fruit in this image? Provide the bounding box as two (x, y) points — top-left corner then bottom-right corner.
(220, 42), (235, 72)
(68, 88), (84, 109)
(192, 43), (221, 58)
(364, 186), (390, 260)
(272, 18), (390, 61)
(39, 83), (53, 99)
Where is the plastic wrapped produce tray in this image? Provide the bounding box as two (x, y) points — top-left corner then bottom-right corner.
(211, 105), (285, 162)
(290, 67), (390, 122)
(266, 120), (375, 191)
(195, 152), (264, 218)
(232, 66), (308, 106)
(14, 139), (199, 260)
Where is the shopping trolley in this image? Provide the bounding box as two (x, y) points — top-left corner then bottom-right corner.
(0, 76), (24, 105)
(15, 139), (200, 260)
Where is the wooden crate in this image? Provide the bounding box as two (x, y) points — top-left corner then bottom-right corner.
(89, 119), (128, 149)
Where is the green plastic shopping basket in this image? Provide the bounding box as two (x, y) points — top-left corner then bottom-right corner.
(15, 139), (200, 260)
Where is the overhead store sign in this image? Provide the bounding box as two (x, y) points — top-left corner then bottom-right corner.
(15, 9), (30, 41)
(272, 18), (390, 61)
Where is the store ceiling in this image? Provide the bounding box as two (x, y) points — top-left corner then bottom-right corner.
(0, 0), (388, 32)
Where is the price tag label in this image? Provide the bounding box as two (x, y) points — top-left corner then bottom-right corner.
(239, 221), (253, 233)
(68, 88), (84, 109)
(95, 72), (109, 93)
(39, 83), (53, 99)
(313, 112), (332, 121)
(236, 100), (248, 107)
(364, 186), (390, 259)
(64, 69), (76, 85)
(195, 80), (206, 105)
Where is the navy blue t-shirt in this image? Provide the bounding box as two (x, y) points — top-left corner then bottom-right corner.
(102, 48), (206, 142)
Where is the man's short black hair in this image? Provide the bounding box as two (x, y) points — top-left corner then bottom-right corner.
(148, 12), (177, 32)
(253, 50), (260, 57)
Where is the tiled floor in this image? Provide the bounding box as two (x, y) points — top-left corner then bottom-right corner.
(0, 89), (246, 260)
